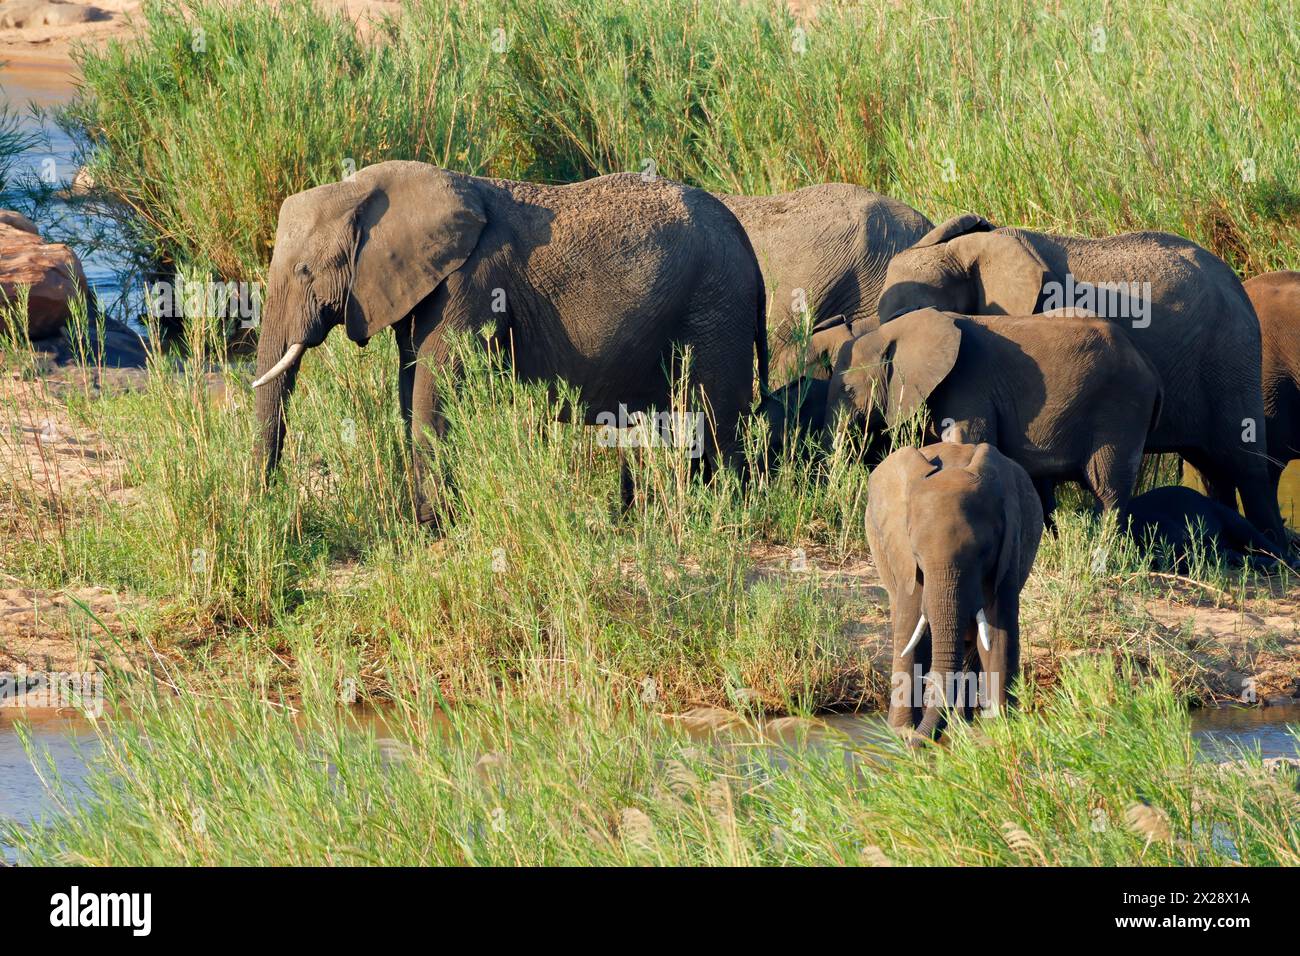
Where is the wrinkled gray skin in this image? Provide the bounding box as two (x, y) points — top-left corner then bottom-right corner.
(876, 214), (1285, 544)
(720, 184), (932, 386)
(867, 443), (1043, 741)
(825, 307), (1163, 518)
(1123, 486), (1284, 573)
(254, 162), (767, 523)
(1243, 272), (1300, 512)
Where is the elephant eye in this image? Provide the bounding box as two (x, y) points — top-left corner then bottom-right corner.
(294, 262), (311, 279)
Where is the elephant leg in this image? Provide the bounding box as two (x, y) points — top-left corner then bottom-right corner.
(1210, 404), (1287, 544)
(1185, 453), (1239, 510)
(410, 335), (459, 529)
(1033, 478), (1058, 530)
(887, 587), (926, 734)
(1235, 463), (1287, 547)
(1084, 439), (1143, 513)
(976, 588), (1020, 716)
(618, 447), (636, 517)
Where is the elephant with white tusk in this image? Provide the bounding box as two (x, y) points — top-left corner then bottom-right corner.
(252, 161), (768, 525)
(867, 442), (1044, 742)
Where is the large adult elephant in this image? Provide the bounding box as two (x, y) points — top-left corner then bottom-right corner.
(1243, 271), (1300, 515)
(252, 161), (767, 523)
(875, 214), (1286, 544)
(719, 184), (932, 386)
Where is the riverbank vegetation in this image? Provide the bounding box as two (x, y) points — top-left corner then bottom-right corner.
(5, 657), (1297, 865)
(65, 0), (1300, 297)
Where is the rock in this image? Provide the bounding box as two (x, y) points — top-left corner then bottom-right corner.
(0, 1), (107, 28)
(0, 210), (38, 235)
(0, 218), (91, 339)
(1261, 757), (1300, 773)
(29, 316), (148, 370)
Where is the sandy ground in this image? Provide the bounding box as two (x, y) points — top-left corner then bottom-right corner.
(0, 1), (407, 74)
(1, 370), (141, 675)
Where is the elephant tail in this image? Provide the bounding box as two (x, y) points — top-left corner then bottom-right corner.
(1148, 381), (1163, 437)
(1134, 346), (1163, 436)
(754, 272), (770, 400)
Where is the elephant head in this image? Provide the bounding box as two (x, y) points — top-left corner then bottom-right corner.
(868, 443), (1039, 740)
(876, 214), (1050, 323)
(824, 307), (962, 440)
(252, 161), (486, 474)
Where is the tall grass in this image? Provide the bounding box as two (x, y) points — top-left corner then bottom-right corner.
(66, 0), (510, 281)
(65, 0), (1300, 291)
(5, 656), (1296, 865)
(5, 317), (870, 708)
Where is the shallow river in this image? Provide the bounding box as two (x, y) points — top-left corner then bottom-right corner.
(2, 704), (1296, 864)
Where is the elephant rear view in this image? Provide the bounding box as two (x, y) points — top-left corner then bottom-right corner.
(1243, 271), (1300, 514)
(720, 184), (932, 386)
(252, 161), (767, 524)
(876, 214), (1286, 544)
(867, 442), (1043, 741)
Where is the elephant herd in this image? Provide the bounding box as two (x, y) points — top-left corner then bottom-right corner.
(251, 160), (1299, 741)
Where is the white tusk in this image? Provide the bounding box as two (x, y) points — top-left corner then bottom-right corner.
(901, 614), (927, 656)
(976, 608), (991, 652)
(251, 343), (306, 388)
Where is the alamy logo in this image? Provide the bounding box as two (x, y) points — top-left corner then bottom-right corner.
(595, 406), (705, 457)
(1040, 273), (1152, 328)
(49, 886), (152, 936)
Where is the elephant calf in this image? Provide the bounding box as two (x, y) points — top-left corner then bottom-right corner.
(251, 161), (767, 524)
(867, 442), (1043, 741)
(1123, 486), (1284, 572)
(824, 307), (1163, 517)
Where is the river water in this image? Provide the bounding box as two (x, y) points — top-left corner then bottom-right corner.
(1, 704), (1295, 864)
(2, 59), (133, 319)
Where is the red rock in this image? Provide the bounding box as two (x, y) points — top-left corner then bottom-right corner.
(0, 210), (38, 235)
(0, 218), (91, 340)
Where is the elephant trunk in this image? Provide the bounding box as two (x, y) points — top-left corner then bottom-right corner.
(253, 307), (305, 482)
(915, 572), (967, 740)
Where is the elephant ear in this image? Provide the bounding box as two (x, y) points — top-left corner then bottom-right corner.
(345, 162), (487, 343)
(946, 230), (1049, 315)
(867, 446), (939, 596)
(913, 213), (995, 248)
(881, 308), (962, 426)
(969, 444), (1044, 592)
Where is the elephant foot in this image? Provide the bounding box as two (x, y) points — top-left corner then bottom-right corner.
(415, 499), (448, 535)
